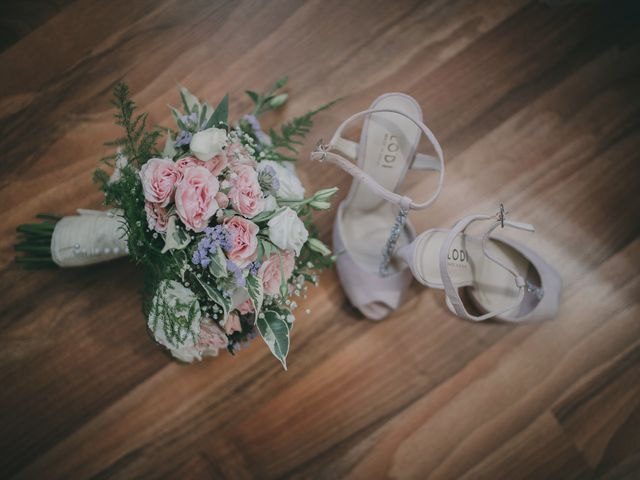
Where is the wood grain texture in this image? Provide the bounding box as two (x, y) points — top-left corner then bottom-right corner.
(1, 0), (639, 478)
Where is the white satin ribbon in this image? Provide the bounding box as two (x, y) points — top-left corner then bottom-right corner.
(51, 209), (129, 267)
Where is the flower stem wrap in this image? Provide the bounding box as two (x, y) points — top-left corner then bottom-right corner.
(51, 209), (129, 267)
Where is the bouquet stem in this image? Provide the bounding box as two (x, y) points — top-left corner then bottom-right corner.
(15, 210), (129, 268)
(15, 214), (61, 268)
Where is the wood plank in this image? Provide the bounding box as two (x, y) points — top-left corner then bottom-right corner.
(0, 0), (638, 478)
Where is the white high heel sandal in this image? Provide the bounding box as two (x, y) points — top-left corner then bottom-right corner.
(398, 206), (562, 322)
(311, 93), (444, 320)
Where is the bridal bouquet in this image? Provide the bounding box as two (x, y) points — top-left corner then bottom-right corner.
(16, 78), (336, 369)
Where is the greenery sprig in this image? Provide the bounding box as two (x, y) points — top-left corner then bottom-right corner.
(244, 76), (338, 162)
(15, 78), (337, 366)
(101, 82), (163, 167)
(246, 76), (289, 116)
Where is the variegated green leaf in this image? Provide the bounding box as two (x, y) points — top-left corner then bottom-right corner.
(258, 238), (275, 262)
(208, 246), (227, 278)
(246, 274), (263, 320)
(256, 241), (264, 263)
(256, 310), (290, 370)
(196, 277), (231, 323)
(161, 216), (191, 253)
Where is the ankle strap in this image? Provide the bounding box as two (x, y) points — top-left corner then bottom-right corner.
(310, 107), (444, 211)
(439, 207), (535, 321)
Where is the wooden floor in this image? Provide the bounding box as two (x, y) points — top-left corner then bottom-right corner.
(1, 0), (639, 478)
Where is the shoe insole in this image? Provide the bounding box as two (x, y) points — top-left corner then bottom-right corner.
(414, 230), (531, 315)
(341, 94), (422, 273)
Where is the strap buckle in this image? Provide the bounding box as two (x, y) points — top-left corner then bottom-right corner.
(313, 139), (329, 161)
(497, 203), (509, 228)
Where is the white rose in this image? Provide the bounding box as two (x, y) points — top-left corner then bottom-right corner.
(148, 280), (201, 359)
(268, 207), (308, 256)
(263, 194), (279, 212)
(190, 127), (228, 161)
(260, 160), (305, 200)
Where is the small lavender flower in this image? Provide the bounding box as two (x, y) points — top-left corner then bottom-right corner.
(192, 247), (211, 268)
(242, 114), (261, 134)
(242, 114), (272, 146)
(258, 164), (280, 195)
(248, 261), (261, 276)
(226, 260), (246, 287)
(175, 130), (192, 147)
(179, 112), (199, 125)
(191, 225), (234, 267)
(175, 112), (200, 147)
(204, 225), (234, 252)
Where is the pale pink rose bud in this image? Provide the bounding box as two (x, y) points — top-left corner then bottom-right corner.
(237, 298), (254, 315)
(215, 191), (229, 209)
(224, 312), (242, 335)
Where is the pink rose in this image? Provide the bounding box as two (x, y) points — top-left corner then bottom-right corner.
(215, 191), (229, 209)
(170, 318), (228, 362)
(144, 201), (170, 233)
(224, 312), (242, 335)
(228, 164), (265, 218)
(224, 216), (259, 267)
(258, 250), (295, 296)
(227, 141), (257, 167)
(175, 166), (220, 232)
(203, 153), (228, 176)
(139, 158), (181, 207)
(229, 164), (256, 188)
(197, 320), (229, 356)
(237, 299), (254, 315)
(175, 156), (200, 172)
(176, 154), (227, 177)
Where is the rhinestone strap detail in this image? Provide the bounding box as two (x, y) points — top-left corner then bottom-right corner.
(379, 206), (409, 276)
(526, 281), (544, 300)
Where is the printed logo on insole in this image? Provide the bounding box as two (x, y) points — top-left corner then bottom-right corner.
(378, 133), (400, 169)
(447, 248), (469, 269)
